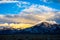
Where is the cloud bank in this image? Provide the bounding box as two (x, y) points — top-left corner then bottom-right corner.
(20, 4), (60, 24)
(0, 1), (60, 29)
(0, 4), (60, 24)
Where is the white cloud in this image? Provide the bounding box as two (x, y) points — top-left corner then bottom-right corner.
(17, 1), (30, 8)
(0, 0), (19, 3)
(0, 15), (5, 18)
(43, 0), (47, 2)
(21, 1), (30, 4)
(0, 1), (19, 3)
(1, 0), (17, 1)
(40, 0), (48, 2)
(20, 4), (58, 14)
(0, 0), (60, 29)
(41, 0), (60, 3)
(20, 4), (60, 24)
(0, 3), (60, 28)
(0, 1), (30, 10)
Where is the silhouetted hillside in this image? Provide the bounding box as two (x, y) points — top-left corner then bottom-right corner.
(0, 22), (60, 35)
(20, 22), (60, 34)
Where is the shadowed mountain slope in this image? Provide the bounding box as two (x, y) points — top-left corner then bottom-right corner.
(0, 22), (60, 35)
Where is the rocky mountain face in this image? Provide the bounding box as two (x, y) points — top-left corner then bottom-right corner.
(0, 22), (60, 34)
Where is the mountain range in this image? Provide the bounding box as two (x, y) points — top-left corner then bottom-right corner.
(0, 22), (60, 35)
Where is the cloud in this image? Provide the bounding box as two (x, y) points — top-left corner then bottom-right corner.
(0, 14), (37, 24)
(0, 12), (60, 29)
(21, 4), (58, 13)
(9, 23), (33, 29)
(0, 0), (19, 3)
(0, 4), (59, 24)
(20, 4), (60, 24)
(40, 0), (47, 2)
(40, 0), (60, 3)
(0, 23), (33, 29)
(21, 1), (30, 4)
(1, 0), (17, 1)
(0, 4), (59, 23)
(0, 1), (19, 3)
(0, 3), (60, 29)
(16, 1), (30, 8)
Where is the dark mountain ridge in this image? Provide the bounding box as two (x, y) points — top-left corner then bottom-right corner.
(0, 22), (60, 35)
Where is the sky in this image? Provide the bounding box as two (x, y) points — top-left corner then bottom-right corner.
(0, 0), (60, 29)
(0, 0), (60, 14)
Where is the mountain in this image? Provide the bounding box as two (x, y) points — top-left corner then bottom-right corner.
(0, 22), (60, 35)
(20, 22), (60, 34)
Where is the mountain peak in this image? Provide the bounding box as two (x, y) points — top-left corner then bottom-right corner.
(34, 21), (58, 28)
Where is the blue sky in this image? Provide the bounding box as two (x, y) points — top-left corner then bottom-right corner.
(0, 0), (60, 15)
(0, 0), (60, 24)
